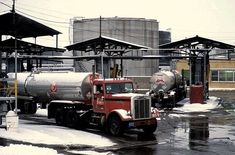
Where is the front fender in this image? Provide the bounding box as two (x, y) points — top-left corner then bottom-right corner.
(108, 109), (132, 121)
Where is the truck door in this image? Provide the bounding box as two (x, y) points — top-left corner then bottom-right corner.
(93, 84), (105, 113)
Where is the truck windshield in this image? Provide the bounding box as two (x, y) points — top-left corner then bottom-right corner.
(105, 83), (133, 94)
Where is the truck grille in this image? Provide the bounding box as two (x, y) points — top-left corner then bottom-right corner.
(134, 97), (150, 119)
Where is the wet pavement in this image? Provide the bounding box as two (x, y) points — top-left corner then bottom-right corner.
(112, 92), (235, 155)
(111, 110), (235, 155)
(1, 92), (235, 154)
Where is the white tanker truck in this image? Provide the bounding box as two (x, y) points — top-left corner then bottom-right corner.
(148, 70), (187, 108)
(8, 71), (158, 135)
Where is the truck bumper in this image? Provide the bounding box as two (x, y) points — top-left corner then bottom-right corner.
(128, 118), (157, 128)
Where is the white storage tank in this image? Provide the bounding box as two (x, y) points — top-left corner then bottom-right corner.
(71, 17), (159, 76)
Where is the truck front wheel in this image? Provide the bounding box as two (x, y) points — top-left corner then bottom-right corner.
(108, 114), (123, 136)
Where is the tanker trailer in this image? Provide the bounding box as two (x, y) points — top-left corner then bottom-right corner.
(7, 71), (94, 114)
(148, 70), (186, 108)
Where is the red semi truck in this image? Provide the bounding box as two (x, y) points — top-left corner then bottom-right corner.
(8, 71), (158, 135)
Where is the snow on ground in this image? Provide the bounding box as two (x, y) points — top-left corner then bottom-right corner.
(174, 96), (221, 113)
(0, 108), (115, 155)
(168, 96), (221, 119)
(0, 109), (116, 148)
(0, 144), (59, 155)
(0, 97), (221, 154)
(68, 150), (112, 155)
(35, 108), (48, 116)
(0, 125), (115, 147)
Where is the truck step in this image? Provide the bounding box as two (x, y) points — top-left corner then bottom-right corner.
(89, 122), (99, 126)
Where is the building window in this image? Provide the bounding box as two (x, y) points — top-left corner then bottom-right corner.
(226, 71), (233, 81)
(211, 70), (235, 82)
(219, 71), (226, 81)
(211, 70), (218, 81)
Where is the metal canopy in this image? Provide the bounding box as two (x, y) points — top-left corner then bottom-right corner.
(159, 35), (235, 100)
(0, 38), (65, 54)
(160, 35), (235, 51)
(0, 12), (61, 38)
(65, 35), (150, 53)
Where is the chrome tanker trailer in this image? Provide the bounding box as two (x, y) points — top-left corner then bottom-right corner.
(8, 71), (159, 135)
(7, 71), (93, 114)
(148, 70), (186, 108)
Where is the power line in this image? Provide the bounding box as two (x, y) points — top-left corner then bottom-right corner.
(0, 1), (12, 9)
(2, 0), (235, 44)
(17, 10), (69, 24)
(15, 5), (70, 21)
(14, 0), (76, 16)
(5, 0), (156, 42)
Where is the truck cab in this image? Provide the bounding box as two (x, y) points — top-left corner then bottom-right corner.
(92, 78), (158, 135)
(93, 78), (133, 113)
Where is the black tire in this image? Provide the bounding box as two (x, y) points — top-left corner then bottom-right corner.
(28, 102), (37, 114)
(142, 121), (157, 134)
(0, 116), (2, 125)
(108, 114), (123, 136)
(19, 102), (26, 114)
(19, 102), (37, 114)
(55, 108), (65, 126)
(66, 110), (77, 128)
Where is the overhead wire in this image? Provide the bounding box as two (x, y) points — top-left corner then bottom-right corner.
(2, 1), (154, 42)
(15, 5), (70, 21)
(2, 0), (235, 44)
(0, 1), (11, 8)
(16, 10), (70, 24)
(4, 0), (75, 16)
(10, 1), (156, 42)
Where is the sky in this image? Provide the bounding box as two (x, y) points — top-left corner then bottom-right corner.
(1, 0), (235, 48)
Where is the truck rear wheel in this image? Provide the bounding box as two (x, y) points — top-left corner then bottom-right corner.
(66, 110), (77, 128)
(18, 100), (37, 114)
(108, 114), (123, 136)
(55, 108), (66, 126)
(28, 102), (37, 114)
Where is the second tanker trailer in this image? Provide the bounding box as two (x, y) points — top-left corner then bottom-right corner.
(148, 70), (187, 108)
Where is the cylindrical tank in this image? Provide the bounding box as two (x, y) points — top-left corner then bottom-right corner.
(72, 17), (159, 76)
(150, 70), (182, 94)
(7, 72), (97, 102)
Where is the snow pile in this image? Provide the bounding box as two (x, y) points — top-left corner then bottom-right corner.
(0, 125), (115, 147)
(174, 96), (221, 113)
(0, 144), (58, 155)
(69, 150), (112, 155)
(35, 108), (48, 116)
(0, 108), (116, 148)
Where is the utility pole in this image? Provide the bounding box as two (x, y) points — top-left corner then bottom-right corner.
(12, 0), (18, 114)
(12, 0), (15, 12)
(99, 16), (102, 38)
